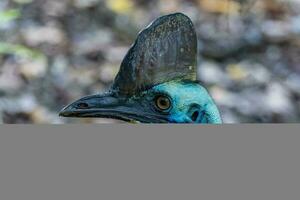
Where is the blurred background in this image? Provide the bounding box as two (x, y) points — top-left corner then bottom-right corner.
(0, 0), (300, 123)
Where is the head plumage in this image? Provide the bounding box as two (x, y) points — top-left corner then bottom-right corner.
(111, 13), (198, 96)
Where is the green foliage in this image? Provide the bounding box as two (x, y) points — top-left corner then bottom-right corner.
(0, 9), (20, 24)
(13, 0), (33, 4)
(0, 42), (45, 60)
(0, 8), (45, 60)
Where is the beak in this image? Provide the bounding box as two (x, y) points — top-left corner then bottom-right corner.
(59, 93), (168, 123)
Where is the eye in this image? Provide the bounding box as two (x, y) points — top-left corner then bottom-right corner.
(155, 95), (171, 111)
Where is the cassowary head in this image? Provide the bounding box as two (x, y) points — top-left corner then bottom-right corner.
(59, 13), (222, 123)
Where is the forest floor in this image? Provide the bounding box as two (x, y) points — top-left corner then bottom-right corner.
(1, 0), (300, 123)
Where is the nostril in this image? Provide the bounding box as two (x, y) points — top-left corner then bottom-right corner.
(77, 102), (89, 109)
(191, 111), (199, 122)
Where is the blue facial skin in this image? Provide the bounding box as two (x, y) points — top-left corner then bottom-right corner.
(134, 81), (222, 124)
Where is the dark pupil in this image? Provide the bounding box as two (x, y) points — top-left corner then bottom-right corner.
(160, 99), (168, 106)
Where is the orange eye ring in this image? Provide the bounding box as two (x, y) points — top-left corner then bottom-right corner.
(155, 95), (171, 111)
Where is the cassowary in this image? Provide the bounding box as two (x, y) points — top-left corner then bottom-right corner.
(59, 13), (222, 123)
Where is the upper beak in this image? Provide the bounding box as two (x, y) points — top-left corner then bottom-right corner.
(59, 93), (168, 123)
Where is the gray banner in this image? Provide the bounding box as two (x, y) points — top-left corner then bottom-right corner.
(0, 125), (299, 200)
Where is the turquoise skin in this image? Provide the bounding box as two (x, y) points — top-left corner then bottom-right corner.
(133, 81), (222, 124)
